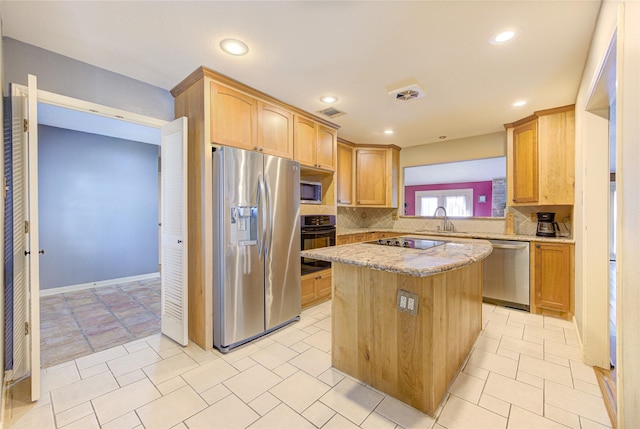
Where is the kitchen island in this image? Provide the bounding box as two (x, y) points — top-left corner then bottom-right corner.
(301, 237), (492, 416)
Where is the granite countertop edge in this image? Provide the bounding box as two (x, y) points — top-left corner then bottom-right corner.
(337, 227), (575, 244)
(301, 237), (493, 277)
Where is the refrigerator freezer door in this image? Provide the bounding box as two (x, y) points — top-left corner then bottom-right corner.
(263, 154), (301, 330)
(213, 147), (266, 349)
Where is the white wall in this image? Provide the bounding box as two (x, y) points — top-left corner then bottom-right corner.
(574, 0), (618, 370)
(575, 1), (640, 426)
(615, 3), (640, 425)
(400, 132), (506, 168)
(38, 125), (159, 290)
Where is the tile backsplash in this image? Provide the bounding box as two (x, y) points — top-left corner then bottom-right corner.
(337, 205), (573, 238)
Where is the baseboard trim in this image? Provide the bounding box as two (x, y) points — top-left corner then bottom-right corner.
(572, 315), (584, 355)
(40, 272), (160, 296)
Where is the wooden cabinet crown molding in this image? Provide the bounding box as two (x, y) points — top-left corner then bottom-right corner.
(504, 104), (575, 129)
(337, 137), (401, 151)
(172, 66), (340, 131)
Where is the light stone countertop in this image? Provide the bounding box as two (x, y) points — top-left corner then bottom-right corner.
(337, 227), (575, 244)
(301, 236), (493, 277)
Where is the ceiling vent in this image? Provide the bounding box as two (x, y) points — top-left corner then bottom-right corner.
(318, 107), (346, 118)
(388, 82), (426, 103)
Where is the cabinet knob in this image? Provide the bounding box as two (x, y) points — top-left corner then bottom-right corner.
(535, 244), (541, 248)
(254, 146), (258, 150)
(259, 148), (263, 152)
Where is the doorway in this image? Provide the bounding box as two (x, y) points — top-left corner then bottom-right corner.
(10, 85), (167, 369)
(38, 102), (162, 367)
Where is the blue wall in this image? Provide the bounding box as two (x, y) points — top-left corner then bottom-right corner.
(2, 37), (173, 121)
(38, 125), (159, 290)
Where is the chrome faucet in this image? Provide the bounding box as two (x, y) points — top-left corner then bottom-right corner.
(433, 206), (454, 232)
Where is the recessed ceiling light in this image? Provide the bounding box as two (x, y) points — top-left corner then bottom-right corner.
(489, 28), (520, 45)
(384, 129), (394, 135)
(220, 38), (249, 56)
(513, 100), (527, 107)
(320, 95), (338, 104)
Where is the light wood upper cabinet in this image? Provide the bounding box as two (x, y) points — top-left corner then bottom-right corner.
(294, 115), (337, 171)
(356, 148), (387, 205)
(211, 82), (256, 150)
(531, 242), (573, 317)
(353, 146), (400, 207)
(537, 110), (575, 204)
(316, 125), (337, 170)
(257, 101), (293, 159)
(211, 83), (294, 159)
(336, 142), (353, 205)
(294, 116), (317, 166)
(506, 105), (575, 206)
(512, 120), (538, 203)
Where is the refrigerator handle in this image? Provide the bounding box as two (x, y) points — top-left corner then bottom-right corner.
(258, 175), (267, 259)
(264, 180), (272, 259)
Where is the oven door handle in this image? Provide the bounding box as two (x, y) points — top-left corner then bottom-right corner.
(301, 228), (336, 234)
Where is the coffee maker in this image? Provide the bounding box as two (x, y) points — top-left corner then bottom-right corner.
(536, 212), (560, 237)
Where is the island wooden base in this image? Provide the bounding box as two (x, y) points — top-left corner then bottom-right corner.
(331, 262), (482, 416)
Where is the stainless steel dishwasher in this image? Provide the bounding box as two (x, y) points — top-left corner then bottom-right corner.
(482, 239), (530, 311)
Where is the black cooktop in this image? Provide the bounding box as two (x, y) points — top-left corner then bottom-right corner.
(367, 237), (448, 250)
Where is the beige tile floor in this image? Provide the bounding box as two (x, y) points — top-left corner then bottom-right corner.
(5, 301), (612, 429)
(40, 278), (161, 368)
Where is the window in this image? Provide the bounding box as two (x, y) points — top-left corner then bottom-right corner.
(415, 189), (474, 217)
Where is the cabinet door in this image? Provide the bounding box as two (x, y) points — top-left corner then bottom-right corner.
(534, 243), (571, 312)
(210, 83), (256, 150)
(538, 110), (575, 205)
(294, 116), (317, 168)
(316, 125), (336, 171)
(257, 101), (293, 159)
(317, 271), (332, 299)
(356, 149), (387, 205)
(337, 143), (353, 205)
(301, 274), (318, 305)
(512, 120), (538, 203)
(352, 233), (368, 243)
(336, 235), (352, 245)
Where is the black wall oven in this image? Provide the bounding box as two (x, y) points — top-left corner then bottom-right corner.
(301, 215), (336, 275)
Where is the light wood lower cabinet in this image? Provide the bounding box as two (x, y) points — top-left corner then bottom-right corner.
(332, 260), (482, 416)
(531, 242), (574, 319)
(336, 231), (401, 245)
(301, 268), (332, 309)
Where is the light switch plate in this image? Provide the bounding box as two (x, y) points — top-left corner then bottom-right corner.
(397, 290), (419, 316)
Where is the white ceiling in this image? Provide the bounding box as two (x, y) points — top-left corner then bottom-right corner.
(1, 1), (601, 148)
(38, 102), (161, 145)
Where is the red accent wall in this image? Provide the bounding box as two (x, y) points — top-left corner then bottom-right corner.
(404, 181), (493, 216)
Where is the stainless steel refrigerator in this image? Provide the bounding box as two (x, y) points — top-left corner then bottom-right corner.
(212, 146), (301, 352)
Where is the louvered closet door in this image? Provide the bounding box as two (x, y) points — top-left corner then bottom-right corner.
(10, 91), (28, 382)
(160, 117), (188, 346)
